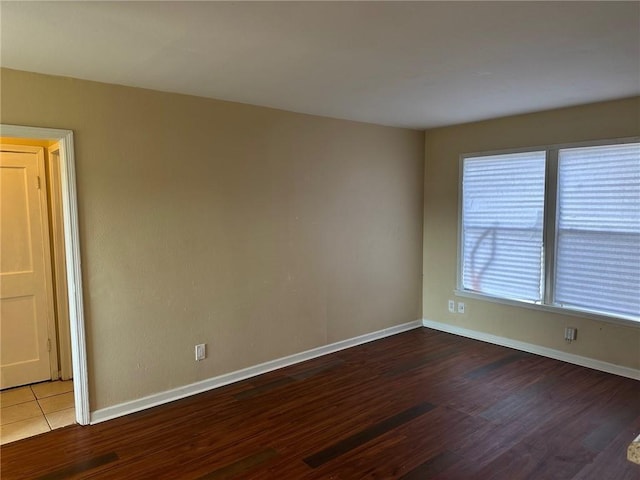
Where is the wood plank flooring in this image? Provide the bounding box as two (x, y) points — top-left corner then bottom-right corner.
(1, 328), (639, 479)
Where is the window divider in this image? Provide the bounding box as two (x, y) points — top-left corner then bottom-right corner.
(543, 149), (559, 306)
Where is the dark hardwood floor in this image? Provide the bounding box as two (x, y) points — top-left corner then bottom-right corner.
(2, 328), (639, 479)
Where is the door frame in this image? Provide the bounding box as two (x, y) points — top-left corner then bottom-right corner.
(1, 124), (89, 425)
(47, 145), (73, 381)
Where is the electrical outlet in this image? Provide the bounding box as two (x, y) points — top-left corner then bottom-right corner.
(457, 302), (465, 314)
(448, 300), (455, 313)
(564, 327), (577, 343)
(195, 343), (206, 361)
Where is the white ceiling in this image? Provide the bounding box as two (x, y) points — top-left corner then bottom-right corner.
(1, 1), (639, 129)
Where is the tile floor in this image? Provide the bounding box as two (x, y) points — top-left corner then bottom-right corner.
(0, 380), (75, 445)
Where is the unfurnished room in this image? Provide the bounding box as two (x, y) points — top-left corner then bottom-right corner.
(0, 1), (639, 479)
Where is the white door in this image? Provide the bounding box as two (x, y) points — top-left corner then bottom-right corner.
(0, 145), (56, 389)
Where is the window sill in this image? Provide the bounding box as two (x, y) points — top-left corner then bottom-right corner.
(454, 289), (640, 328)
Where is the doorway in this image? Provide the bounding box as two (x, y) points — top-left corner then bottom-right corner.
(0, 125), (89, 432)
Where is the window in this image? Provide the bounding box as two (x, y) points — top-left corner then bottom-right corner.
(461, 151), (546, 302)
(459, 139), (640, 322)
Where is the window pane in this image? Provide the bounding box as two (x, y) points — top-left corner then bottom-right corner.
(462, 151), (546, 301)
(555, 143), (640, 318)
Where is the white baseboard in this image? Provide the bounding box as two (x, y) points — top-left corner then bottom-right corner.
(90, 319), (422, 424)
(422, 318), (640, 380)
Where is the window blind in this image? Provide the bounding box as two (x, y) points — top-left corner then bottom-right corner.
(462, 151), (546, 302)
(555, 143), (640, 318)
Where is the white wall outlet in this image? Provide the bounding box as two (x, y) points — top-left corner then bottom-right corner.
(195, 343), (206, 361)
(457, 302), (465, 314)
(564, 327), (577, 343)
(448, 300), (456, 313)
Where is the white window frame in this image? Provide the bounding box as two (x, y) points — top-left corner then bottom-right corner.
(456, 136), (640, 327)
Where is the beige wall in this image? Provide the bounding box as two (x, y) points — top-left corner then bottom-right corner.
(423, 97), (640, 370)
(0, 68), (425, 410)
